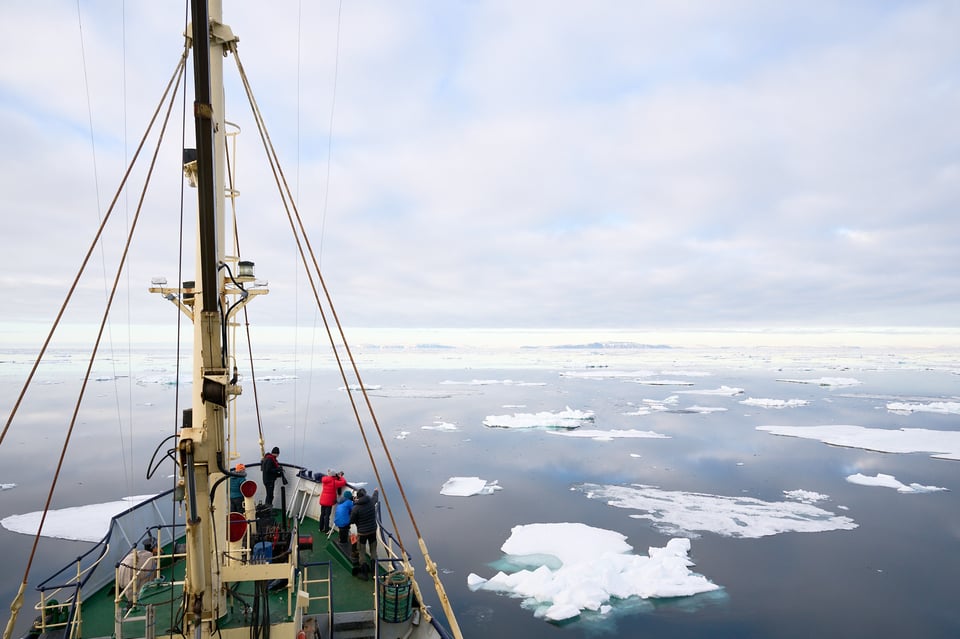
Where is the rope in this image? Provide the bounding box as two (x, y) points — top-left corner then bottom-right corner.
(231, 47), (464, 638)
(1, 48), (189, 636)
(224, 135), (266, 451)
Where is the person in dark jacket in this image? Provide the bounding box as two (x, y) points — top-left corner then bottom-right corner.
(349, 487), (379, 578)
(229, 463), (247, 513)
(318, 469), (347, 533)
(260, 447), (285, 507)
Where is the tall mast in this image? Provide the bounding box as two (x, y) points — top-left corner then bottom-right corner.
(181, 0), (229, 634)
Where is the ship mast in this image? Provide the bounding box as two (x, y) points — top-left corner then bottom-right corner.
(180, 0), (231, 633)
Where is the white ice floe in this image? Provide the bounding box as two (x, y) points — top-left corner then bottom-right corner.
(740, 398), (810, 409)
(660, 370), (712, 377)
(395, 431), (410, 440)
(1, 495), (155, 542)
(629, 379), (696, 386)
(675, 385), (744, 396)
(483, 407), (594, 429)
(440, 477), (502, 496)
(259, 374), (299, 384)
(757, 424), (960, 460)
(422, 421), (458, 431)
(441, 379), (546, 386)
(546, 429), (670, 441)
(576, 483), (857, 538)
(777, 377), (861, 387)
(1, 483), (15, 491)
(845, 473), (948, 494)
(559, 370), (655, 379)
(339, 383), (383, 391)
(467, 523), (720, 622)
(783, 489), (829, 504)
(886, 401), (960, 415)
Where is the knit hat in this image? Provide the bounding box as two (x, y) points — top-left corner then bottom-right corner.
(236, 463), (245, 472)
(342, 490), (353, 501)
(271, 446), (280, 455)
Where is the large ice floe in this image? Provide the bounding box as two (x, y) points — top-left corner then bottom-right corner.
(886, 401), (960, 415)
(846, 473), (947, 493)
(467, 523), (720, 622)
(440, 476), (502, 496)
(757, 424), (960, 460)
(2, 495), (155, 541)
(576, 483), (857, 538)
(483, 407), (594, 429)
(547, 429), (669, 441)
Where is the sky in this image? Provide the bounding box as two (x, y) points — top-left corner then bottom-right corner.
(1, 1), (958, 335)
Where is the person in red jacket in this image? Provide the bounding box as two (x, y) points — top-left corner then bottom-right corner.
(318, 469), (346, 533)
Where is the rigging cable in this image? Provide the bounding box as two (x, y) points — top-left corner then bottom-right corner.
(231, 47), (464, 638)
(1, 46), (190, 639)
(75, 0), (135, 498)
(224, 139), (266, 451)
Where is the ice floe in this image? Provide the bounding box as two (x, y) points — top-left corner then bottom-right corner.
(756, 424), (960, 460)
(546, 429), (669, 441)
(740, 398), (810, 409)
(1, 495), (155, 542)
(783, 489), (829, 504)
(483, 407), (594, 429)
(467, 523), (720, 622)
(440, 477), (502, 496)
(576, 483), (857, 538)
(441, 379), (546, 386)
(886, 401), (960, 415)
(1, 483), (15, 491)
(845, 473), (948, 493)
(777, 377), (861, 387)
(559, 370), (655, 379)
(675, 385), (744, 396)
(422, 421), (459, 431)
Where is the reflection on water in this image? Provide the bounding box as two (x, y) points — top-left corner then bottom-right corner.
(1, 338), (959, 637)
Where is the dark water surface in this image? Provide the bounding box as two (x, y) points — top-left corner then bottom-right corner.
(2, 349), (959, 638)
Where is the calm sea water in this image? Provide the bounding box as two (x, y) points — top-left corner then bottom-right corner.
(1, 336), (959, 638)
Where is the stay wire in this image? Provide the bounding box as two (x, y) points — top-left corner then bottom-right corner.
(234, 43), (464, 639)
(9, 45), (188, 605)
(76, 0), (133, 496)
(0, 50), (190, 451)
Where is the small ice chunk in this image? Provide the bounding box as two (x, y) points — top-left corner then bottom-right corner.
(441, 477), (502, 496)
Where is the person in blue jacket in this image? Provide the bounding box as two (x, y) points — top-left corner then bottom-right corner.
(334, 489), (354, 544)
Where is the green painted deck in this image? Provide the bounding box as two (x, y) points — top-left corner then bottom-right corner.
(74, 513), (378, 639)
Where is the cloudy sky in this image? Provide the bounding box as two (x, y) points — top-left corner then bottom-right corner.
(1, 1), (958, 334)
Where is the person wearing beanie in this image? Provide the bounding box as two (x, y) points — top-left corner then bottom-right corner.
(229, 463), (247, 513)
(260, 447), (285, 508)
(334, 489), (354, 545)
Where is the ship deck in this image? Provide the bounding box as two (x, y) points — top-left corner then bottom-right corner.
(74, 513), (377, 639)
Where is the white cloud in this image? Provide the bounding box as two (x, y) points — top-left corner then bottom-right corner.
(2, 2), (958, 329)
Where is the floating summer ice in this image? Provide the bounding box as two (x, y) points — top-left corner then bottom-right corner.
(467, 523), (720, 622)
(576, 483), (857, 538)
(846, 473), (948, 494)
(756, 424), (960, 460)
(440, 477), (502, 496)
(1, 495), (155, 542)
(547, 429), (669, 441)
(483, 407), (594, 429)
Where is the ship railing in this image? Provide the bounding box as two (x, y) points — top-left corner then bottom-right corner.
(33, 587), (83, 639)
(298, 560), (332, 639)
